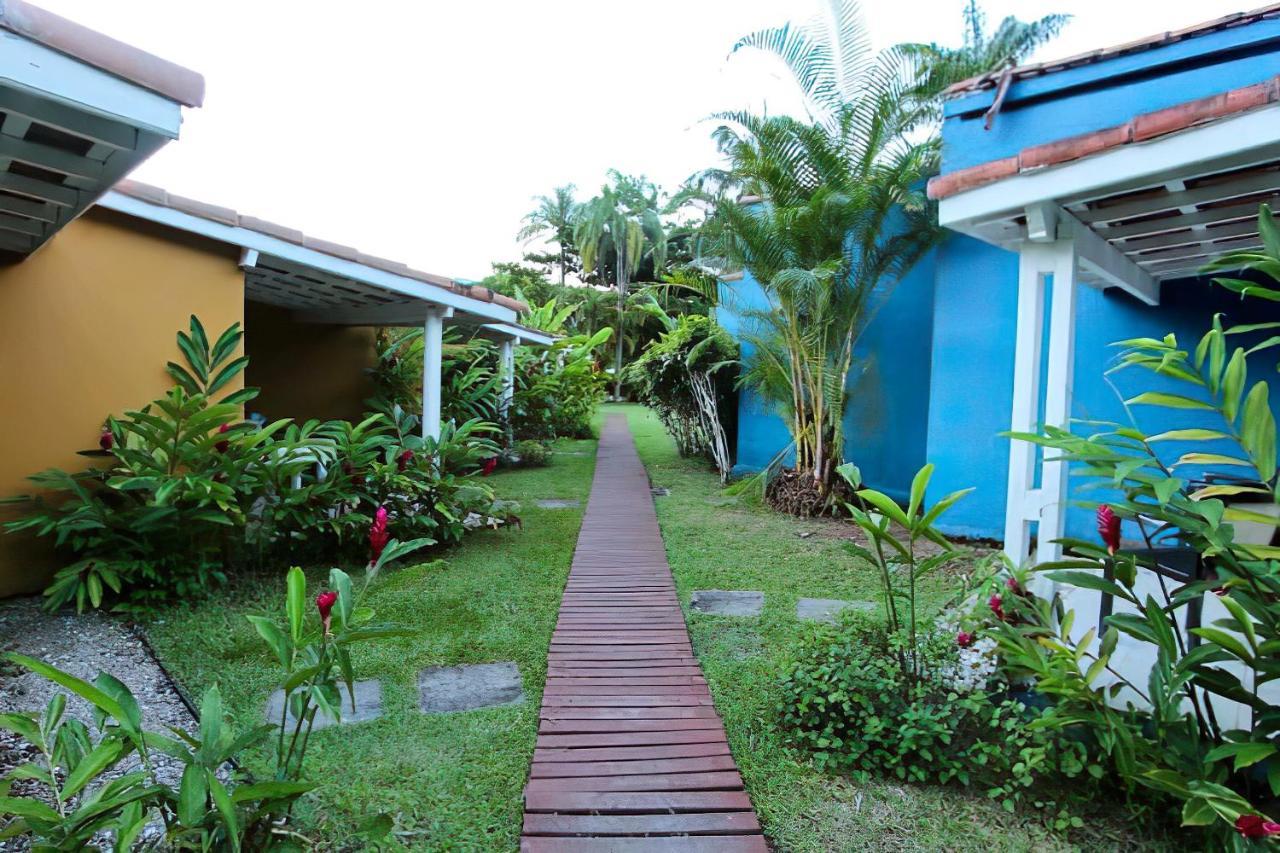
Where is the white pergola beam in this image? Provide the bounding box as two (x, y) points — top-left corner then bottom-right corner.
(1065, 211), (1160, 305)
(1101, 196), (1277, 240)
(1081, 171), (1280, 225)
(1119, 218), (1258, 252)
(1136, 234), (1264, 265)
(0, 171), (78, 207)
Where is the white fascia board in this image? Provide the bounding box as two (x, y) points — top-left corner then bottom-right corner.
(939, 104), (1280, 232)
(481, 323), (556, 347)
(97, 190), (519, 325)
(0, 32), (182, 138)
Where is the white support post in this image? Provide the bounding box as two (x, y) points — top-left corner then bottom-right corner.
(1004, 247), (1048, 565)
(1038, 238), (1078, 565)
(421, 307), (453, 440)
(1003, 236), (1078, 567)
(499, 336), (517, 439)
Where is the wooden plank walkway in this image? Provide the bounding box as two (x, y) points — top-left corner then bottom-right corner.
(522, 414), (766, 852)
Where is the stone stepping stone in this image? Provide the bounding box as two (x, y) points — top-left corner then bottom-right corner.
(265, 679), (382, 730)
(536, 499), (580, 509)
(690, 590), (764, 617)
(418, 661), (525, 714)
(795, 598), (878, 623)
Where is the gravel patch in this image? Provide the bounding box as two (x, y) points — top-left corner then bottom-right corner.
(0, 596), (197, 843)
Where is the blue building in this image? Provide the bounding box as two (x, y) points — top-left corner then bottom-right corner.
(720, 7), (1280, 565)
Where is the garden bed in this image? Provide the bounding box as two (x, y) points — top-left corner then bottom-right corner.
(616, 403), (1163, 852)
(141, 435), (597, 850)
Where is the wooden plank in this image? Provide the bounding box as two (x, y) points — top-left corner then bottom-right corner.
(523, 811), (760, 836)
(523, 770), (745, 793)
(538, 718), (727, 734)
(521, 836), (767, 852)
(525, 791), (752, 813)
(534, 742), (731, 763)
(530, 755), (738, 778)
(537, 730), (729, 749)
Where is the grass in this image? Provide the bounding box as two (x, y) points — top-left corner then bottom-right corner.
(145, 435), (597, 851)
(614, 402), (1148, 853)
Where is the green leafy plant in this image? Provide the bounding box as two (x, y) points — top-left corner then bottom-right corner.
(994, 205), (1280, 845)
(780, 616), (1096, 816)
(626, 315), (738, 481)
(836, 462), (972, 682)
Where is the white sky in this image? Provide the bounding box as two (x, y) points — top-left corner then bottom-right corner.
(40, 0), (1251, 280)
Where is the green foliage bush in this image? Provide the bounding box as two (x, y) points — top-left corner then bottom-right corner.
(508, 439), (552, 468)
(4, 317), (506, 613)
(780, 618), (1096, 816)
(626, 315), (737, 469)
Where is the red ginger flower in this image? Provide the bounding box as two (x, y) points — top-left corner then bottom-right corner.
(989, 593), (1005, 622)
(368, 506), (390, 564)
(481, 457), (499, 476)
(396, 449), (413, 472)
(316, 590), (338, 634)
(1235, 815), (1280, 839)
(215, 422), (232, 454)
(956, 631), (975, 648)
(1097, 504), (1121, 556)
(99, 429), (113, 451)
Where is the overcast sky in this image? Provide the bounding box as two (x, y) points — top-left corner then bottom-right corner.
(42, 0), (1252, 281)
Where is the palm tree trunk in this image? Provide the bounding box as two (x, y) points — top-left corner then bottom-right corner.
(559, 243), (566, 286)
(614, 256), (627, 401)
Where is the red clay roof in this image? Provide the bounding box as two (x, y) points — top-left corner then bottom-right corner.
(944, 3), (1280, 97)
(928, 76), (1280, 199)
(110, 180), (528, 315)
(0, 0), (204, 107)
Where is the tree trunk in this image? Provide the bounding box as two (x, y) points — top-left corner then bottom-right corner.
(613, 255), (627, 402)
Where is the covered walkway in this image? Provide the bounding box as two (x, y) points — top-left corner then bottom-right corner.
(521, 415), (765, 852)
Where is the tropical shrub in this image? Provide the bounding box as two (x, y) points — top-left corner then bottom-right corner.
(5, 318), (510, 612)
(506, 440), (552, 468)
(3, 318), (304, 611)
(367, 327), (501, 427)
(780, 617), (1096, 818)
(0, 537), (422, 849)
(512, 327), (611, 441)
(627, 315), (738, 481)
(989, 206), (1280, 845)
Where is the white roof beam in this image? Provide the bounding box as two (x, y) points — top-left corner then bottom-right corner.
(1119, 218), (1259, 253)
(0, 171), (78, 206)
(1081, 171), (1280, 225)
(1064, 211), (1160, 306)
(1135, 234), (1263, 265)
(1100, 196), (1278, 240)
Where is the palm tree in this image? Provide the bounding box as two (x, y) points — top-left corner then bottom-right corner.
(900, 1), (1070, 120)
(710, 0), (944, 507)
(574, 182), (668, 400)
(517, 185), (579, 285)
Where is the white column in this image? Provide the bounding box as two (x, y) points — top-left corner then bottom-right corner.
(421, 307), (452, 440)
(1003, 237), (1078, 566)
(499, 336), (517, 435)
(1037, 238), (1078, 565)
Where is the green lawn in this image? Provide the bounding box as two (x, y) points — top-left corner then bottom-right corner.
(615, 403), (1146, 853)
(145, 435), (597, 851)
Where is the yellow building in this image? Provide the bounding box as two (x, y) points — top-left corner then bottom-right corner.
(0, 2), (548, 596)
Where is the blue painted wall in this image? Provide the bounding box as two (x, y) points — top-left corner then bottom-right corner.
(923, 244), (1280, 541)
(940, 19), (1280, 172)
(719, 249), (937, 504)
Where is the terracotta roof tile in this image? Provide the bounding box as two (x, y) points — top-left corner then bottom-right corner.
(0, 0), (204, 107)
(928, 76), (1280, 200)
(108, 179), (528, 315)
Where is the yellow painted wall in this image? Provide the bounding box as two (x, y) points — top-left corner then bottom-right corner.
(0, 209), (244, 597)
(244, 302), (376, 424)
